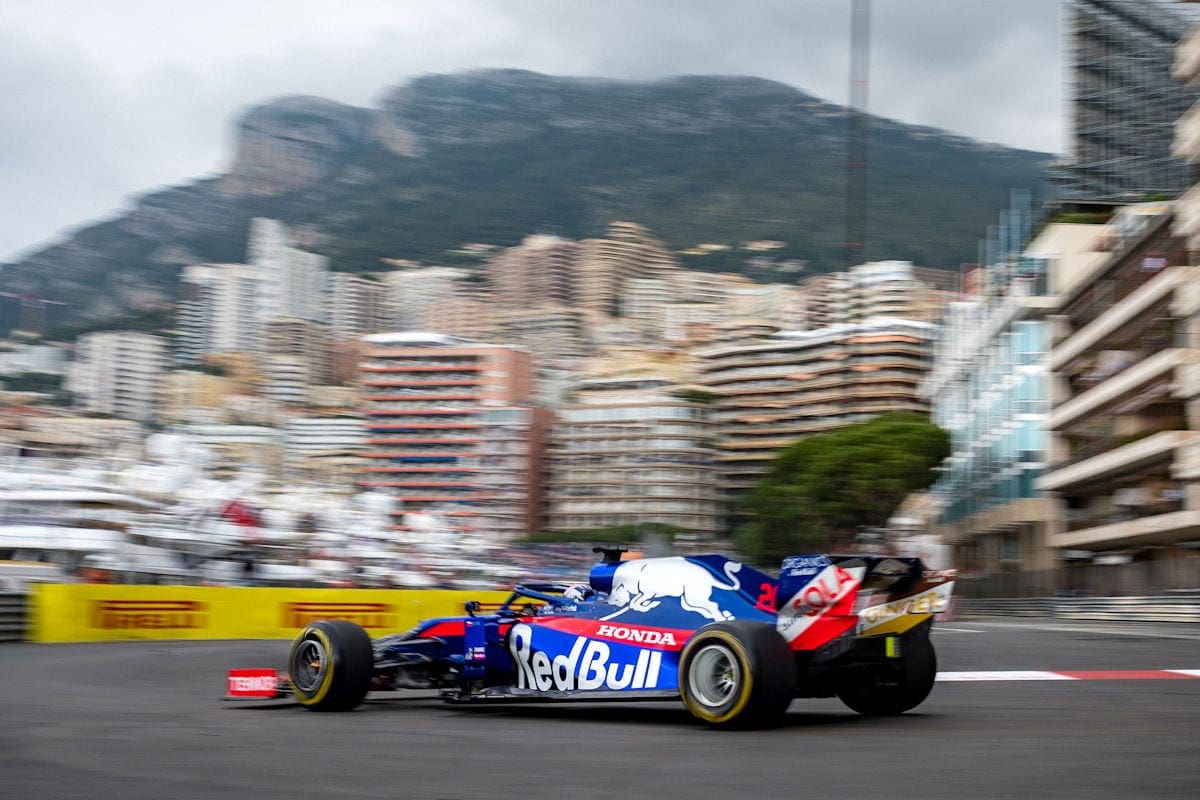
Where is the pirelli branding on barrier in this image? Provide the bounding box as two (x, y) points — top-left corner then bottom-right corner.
(31, 584), (508, 643)
(91, 599), (209, 630)
(281, 602), (396, 630)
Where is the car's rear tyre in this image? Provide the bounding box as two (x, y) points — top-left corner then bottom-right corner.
(836, 631), (937, 716)
(678, 620), (795, 729)
(288, 619), (373, 712)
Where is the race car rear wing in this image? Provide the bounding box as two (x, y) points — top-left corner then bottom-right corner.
(775, 554), (957, 650)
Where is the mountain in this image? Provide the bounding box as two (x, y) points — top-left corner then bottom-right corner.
(0, 69), (1051, 332)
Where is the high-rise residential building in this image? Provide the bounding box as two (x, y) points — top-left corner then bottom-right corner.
(1059, 0), (1200, 202)
(264, 317), (330, 385)
(800, 273), (851, 328)
(920, 214), (1099, 584)
(248, 218), (329, 325)
(845, 261), (952, 325)
(477, 406), (553, 538)
(622, 278), (671, 339)
(177, 263), (261, 363)
(357, 333), (534, 536)
(697, 319), (935, 501)
(177, 220), (330, 364)
(1036, 202), (1200, 590)
(67, 332), (167, 422)
(328, 273), (390, 343)
(382, 267), (470, 329)
(486, 235), (580, 309)
(576, 221), (680, 316)
(546, 377), (722, 538)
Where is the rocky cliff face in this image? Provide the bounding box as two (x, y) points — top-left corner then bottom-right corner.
(219, 96), (378, 196)
(0, 69), (1051, 333)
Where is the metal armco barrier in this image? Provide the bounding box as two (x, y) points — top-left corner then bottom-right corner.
(0, 593), (27, 642)
(957, 595), (1200, 623)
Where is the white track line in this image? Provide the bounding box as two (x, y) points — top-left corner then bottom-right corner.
(937, 670), (1076, 682)
(937, 669), (1200, 682)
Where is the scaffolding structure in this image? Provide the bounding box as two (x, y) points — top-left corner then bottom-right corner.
(1058, 0), (1200, 202)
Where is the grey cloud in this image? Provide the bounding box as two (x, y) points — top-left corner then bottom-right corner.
(1, 0), (1062, 262)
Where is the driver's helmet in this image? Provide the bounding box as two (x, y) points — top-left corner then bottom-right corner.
(562, 583), (596, 602)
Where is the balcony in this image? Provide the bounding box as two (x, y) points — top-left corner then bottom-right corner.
(1050, 508), (1200, 550)
(1049, 348), (1194, 431)
(1049, 267), (1194, 371)
(1038, 430), (1198, 492)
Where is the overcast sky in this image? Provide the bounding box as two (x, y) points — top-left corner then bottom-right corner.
(0, 0), (1063, 264)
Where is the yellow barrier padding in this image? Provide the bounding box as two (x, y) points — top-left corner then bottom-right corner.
(31, 584), (511, 643)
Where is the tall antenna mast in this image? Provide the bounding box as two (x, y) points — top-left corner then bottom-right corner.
(844, 0), (871, 269)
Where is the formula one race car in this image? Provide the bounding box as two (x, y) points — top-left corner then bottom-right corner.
(229, 548), (956, 728)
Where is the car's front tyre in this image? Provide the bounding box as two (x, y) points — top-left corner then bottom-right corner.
(678, 620), (795, 729)
(288, 619), (373, 712)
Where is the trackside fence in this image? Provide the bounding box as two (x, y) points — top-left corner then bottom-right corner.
(0, 593), (27, 642)
(1, 590), (1197, 643)
(956, 594), (1200, 624)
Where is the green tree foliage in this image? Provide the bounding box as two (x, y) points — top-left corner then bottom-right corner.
(737, 413), (949, 565)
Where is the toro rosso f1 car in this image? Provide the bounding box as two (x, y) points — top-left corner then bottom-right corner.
(230, 549), (956, 728)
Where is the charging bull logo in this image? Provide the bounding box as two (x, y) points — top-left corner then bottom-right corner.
(605, 557), (742, 622)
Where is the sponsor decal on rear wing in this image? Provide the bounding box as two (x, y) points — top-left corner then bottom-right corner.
(855, 569), (957, 636)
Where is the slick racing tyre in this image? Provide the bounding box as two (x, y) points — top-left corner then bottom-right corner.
(288, 619), (374, 712)
(836, 630), (937, 716)
(679, 620), (796, 729)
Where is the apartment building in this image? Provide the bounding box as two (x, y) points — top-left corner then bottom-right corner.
(476, 406), (553, 539)
(546, 377), (722, 539)
(1037, 202), (1200, 587)
(846, 261), (952, 325)
(698, 319), (934, 500)
(576, 221), (680, 316)
(622, 278), (671, 339)
(800, 273), (850, 328)
(382, 267), (471, 329)
(357, 333), (534, 537)
(67, 332), (167, 422)
(247, 218), (329, 325)
(328, 273), (390, 343)
(486, 235), (580, 309)
(176, 263), (261, 362)
(921, 233), (1077, 584)
(260, 318), (330, 407)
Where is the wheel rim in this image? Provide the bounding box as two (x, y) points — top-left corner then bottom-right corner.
(689, 643), (741, 709)
(292, 638), (328, 694)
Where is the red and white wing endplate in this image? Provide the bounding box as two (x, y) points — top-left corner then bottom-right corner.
(775, 565), (864, 650)
(226, 668), (283, 699)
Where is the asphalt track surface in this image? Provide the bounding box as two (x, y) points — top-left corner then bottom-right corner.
(3, 620), (1199, 800)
